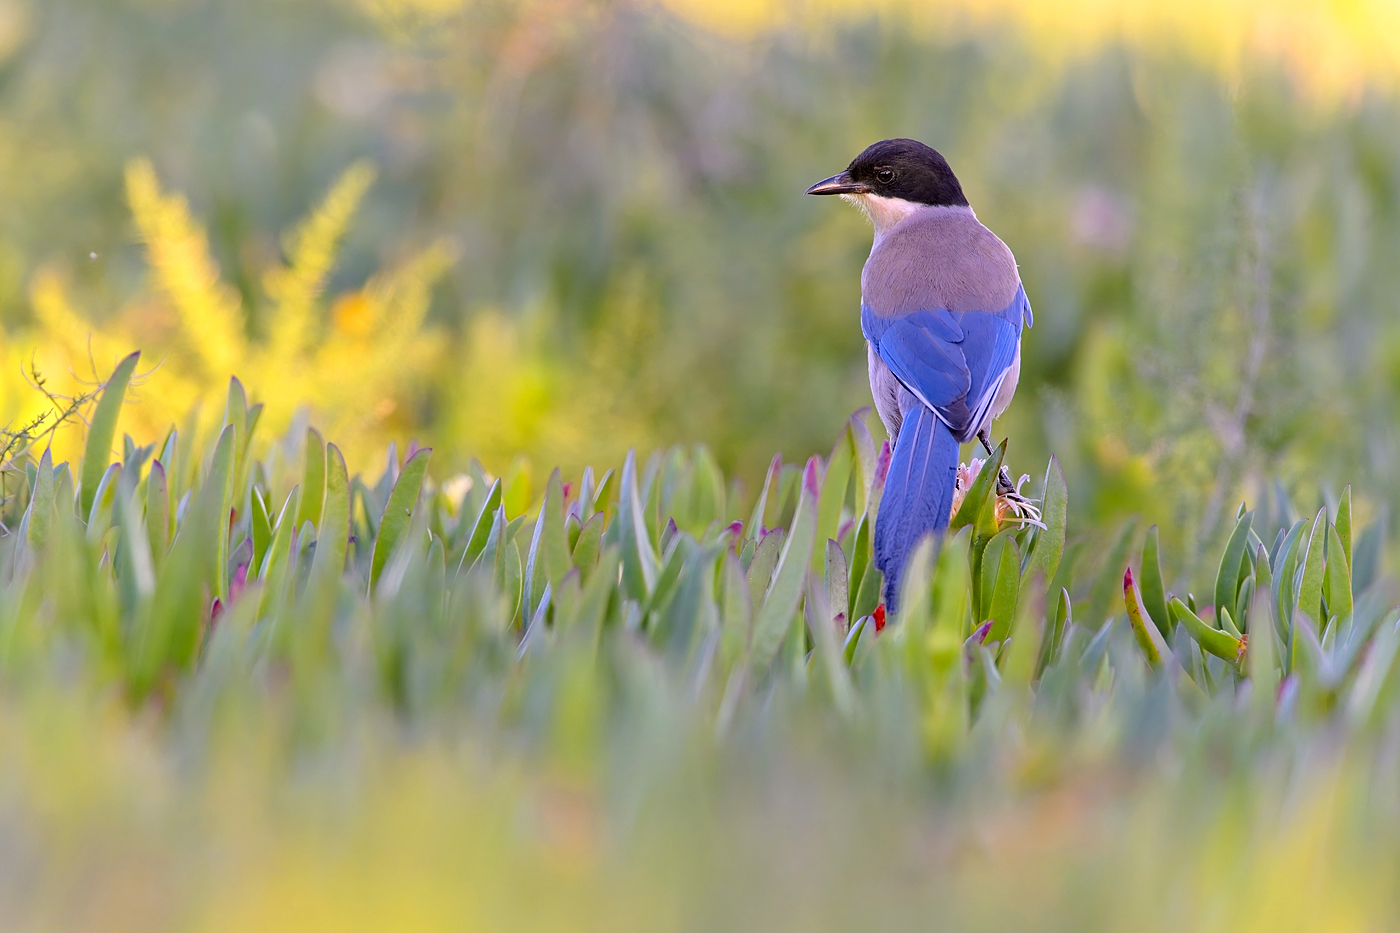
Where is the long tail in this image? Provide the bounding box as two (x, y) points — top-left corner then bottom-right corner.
(874, 405), (959, 614)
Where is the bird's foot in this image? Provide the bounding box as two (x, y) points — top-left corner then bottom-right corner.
(996, 466), (1017, 497)
(977, 429), (995, 456)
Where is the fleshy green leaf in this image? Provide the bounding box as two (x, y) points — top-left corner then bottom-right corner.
(80, 351), (140, 523)
(1140, 525), (1171, 640)
(986, 534), (1021, 643)
(571, 513), (605, 580)
(257, 486), (300, 618)
(1171, 597), (1244, 667)
(825, 539), (849, 629)
(951, 440), (1005, 533)
(310, 443), (351, 584)
(747, 454), (781, 543)
(812, 430), (853, 574)
(1025, 456), (1067, 585)
(1335, 485), (1353, 573)
(24, 448), (55, 550)
(1124, 567), (1165, 669)
(524, 469), (570, 619)
(1323, 522), (1352, 626)
(1036, 587), (1072, 677)
(1273, 519), (1308, 631)
(846, 514), (871, 624)
(369, 447), (432, 594)
(850, 553), (882, 625)
(1213, 509), (1254, 629)
(1295, 508), (1327, 630)
(145, 459), (170, 566)
(458, 479), (502, 573)
(296, 427), (326, 532)
(205, 425), (236, 601)
(249, 485), (271, 576)
(617, 450), (659, 601)
(751, 458), (819, 670)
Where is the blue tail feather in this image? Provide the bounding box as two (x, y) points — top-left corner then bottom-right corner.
(874, 405), (959, 613)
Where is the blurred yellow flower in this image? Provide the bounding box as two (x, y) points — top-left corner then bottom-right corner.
(0, 158), (452, 468)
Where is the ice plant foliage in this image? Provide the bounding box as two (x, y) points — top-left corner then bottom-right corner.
(1, 362), (1400, 928)
(9, 359), (1390, 717)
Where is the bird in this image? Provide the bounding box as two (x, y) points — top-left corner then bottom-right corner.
(807, 138), (1032, 612)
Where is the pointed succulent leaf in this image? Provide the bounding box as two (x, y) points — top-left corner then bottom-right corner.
(751, 458), (819, 670)
(1036, 587), (1073, 677)
(1273, 519), (1307, 628)
(296, 428), (326, 532)
(843, 615), (870, 666)
(747, 454), (781, 545)
(986, 535), (1021, 644)
(249, 485), (271, 575)
(571, 513), (605, 580)
(851, 553), (882, 625)
(1248, 567), (1280, 706)
(848, 411), (877, 517)
(1140, 525), (1171, 640)
(80, 351), (140, 523)
(1335, 485), (1353, 572)
(813, 430), (853, 573)
(1124, 568), (1165, 669)
(369, 447), (432, 593)
(1219, 606), (1243, 639)
(847, 514), (871, 623)
(951, 439), (1005, 532)
(458, 478), (502, 573)
(25, 448), (55, 549)
(1171, 597), (1244, 667)
(1323, 522), (1352, 625)
(825, 539), (849, 632)
(1296, 508), (1327, 627)
(617, 450), (659, 601)
(746, 530), (783, 607)
(1213, 510), (1254, 629)
(1345, 613), (1400, 725)
(310, 444), (350, 584)
(1024, 455), (1067, 585)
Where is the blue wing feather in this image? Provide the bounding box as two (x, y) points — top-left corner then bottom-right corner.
(864, 286), (1025, 442)
(875, 309), (969, 410)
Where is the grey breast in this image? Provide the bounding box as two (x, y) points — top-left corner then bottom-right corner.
(860, 206), (1021, 318)
(861, 206), (1022, 444)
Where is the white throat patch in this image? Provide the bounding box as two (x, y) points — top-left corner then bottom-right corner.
(841, 194), (975, 242)
(841, 192), (924, 238)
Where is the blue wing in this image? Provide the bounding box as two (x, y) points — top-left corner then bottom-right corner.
(862, 285), (1028, 442)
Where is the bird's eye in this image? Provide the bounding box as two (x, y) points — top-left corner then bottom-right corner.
(875, 168), (895, 185)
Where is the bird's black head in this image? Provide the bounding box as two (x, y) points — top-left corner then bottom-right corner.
(806, 138), (968, 207)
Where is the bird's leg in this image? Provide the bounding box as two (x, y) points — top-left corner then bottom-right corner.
(977, 429), (1018, 496)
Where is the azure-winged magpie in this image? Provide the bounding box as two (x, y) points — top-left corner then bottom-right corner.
(808, 138), (1033, 612)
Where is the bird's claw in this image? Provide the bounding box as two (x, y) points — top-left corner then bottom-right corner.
(996, 466), (1016, 496)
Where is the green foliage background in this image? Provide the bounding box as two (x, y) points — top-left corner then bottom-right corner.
(3, 0), (1400, 574)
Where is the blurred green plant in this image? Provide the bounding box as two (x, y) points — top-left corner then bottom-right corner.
(2, 359), (1400, 929)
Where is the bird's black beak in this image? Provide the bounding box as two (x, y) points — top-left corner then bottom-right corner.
(806, 171), (868, 196)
